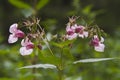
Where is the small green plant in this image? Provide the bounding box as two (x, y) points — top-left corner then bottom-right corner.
(7, 16), (107, 80)
(7, 0), (115, 80)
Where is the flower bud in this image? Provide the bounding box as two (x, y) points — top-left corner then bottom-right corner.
(37, 44), (42, 50)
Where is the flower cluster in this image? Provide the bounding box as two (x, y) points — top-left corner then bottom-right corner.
(66, 24), (88, 40)
(8, 17), (47, 56)
(8, 17), (105, 56)
(65, 17), (105, 52)
(8, 23), (38, 56)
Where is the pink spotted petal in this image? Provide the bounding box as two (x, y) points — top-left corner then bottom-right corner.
(95, 43), (105, 52)
(8, 34), (18, 43)
(78, 31), (88, 38)
(19, 47), (33, 56)
(66, 33), (77, 40)
(26, 43), (34, 49)
(71, 24), (77, 30)
(15, 30), (25, 38)
(9, 23), (18, 33)
(21, 38), (34, 48)
(21, 38), (30, 46)
(66, 26), (71, 32)
(94, 35), (104, 42)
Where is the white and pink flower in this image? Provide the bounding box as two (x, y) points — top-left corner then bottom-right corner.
(91, 35), (105, 52)
(66, 24), (88, 40)
(66, 25), (77, 40)
(8, 23), (24, 43)
(19, 38), (34, 56)
(74, 25), (88, 38)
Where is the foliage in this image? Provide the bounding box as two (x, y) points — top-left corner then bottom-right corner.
(8, 0), (31, 9)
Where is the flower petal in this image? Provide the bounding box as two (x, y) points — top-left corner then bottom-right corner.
(83, 31), (88, 38)
(66, 25), (71, 31)
(100, 37), (104, 42)
(78, 34), (84, 38)
(9, 23), (18, 33)
(21, 39), (26, 46)
(71, 24), (77, 30)
(21, 38), (33, 47)
(78, 31), (88, 38)
(15, 30), (25, 38)
(94, 35), (104, 42)
(8, 34), (18, 43)
(21, 38), (29, 46)
(94, 35), (98, 39)
(19, 47), (33, 56)
(66, 33), (77, 40)
(95, 43), (105, 52)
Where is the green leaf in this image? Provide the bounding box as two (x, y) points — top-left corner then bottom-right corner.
(40, 53), (61, 65)
(63, 48), (74, 60)
(36, 0), (49, 10)
(51, 42), (63, 48)
(21, 8), (35, 17)
(82, 5), (93, 14)
(60, 40), (75, 47)
(73, 58), (115, 64)
(72, 0), (80, 11)
(8, 0), (31, 9)
(18, 64), (56, 69)
(51, 40), (75, 48)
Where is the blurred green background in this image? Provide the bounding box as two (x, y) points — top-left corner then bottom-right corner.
(0, 0), (120, 80)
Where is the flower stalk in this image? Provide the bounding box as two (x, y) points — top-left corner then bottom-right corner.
(57, 48), (64, 80)
(31, 46), (39, 80)
(31, 55), (38, 80)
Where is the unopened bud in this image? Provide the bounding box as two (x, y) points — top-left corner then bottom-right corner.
(68, 43), (73, 48)
(37, 44), (42, 50)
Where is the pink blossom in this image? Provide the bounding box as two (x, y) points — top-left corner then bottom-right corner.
(91, 35), (105, 52)
(66, 25), (77, 40)
(19, 38), (34, 56)
(8, 23), (24, 43)
(74, 25), (88, 38)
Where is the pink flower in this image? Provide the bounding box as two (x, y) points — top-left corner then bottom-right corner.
(74, 25), (88, 38)
(19, 38), (34, 56)
(8, 23), (24, 43)
(91, 35), (105, 52)
(66, 25), (77, 40)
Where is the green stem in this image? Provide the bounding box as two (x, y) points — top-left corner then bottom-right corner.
(58, 48), (64, 80)
(41, 34), (54, 56)
(37, 24), (54, 56)
(32, 55), (38, 80)
(58, 68), (63, 80)
(32, 46), (39, 80)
